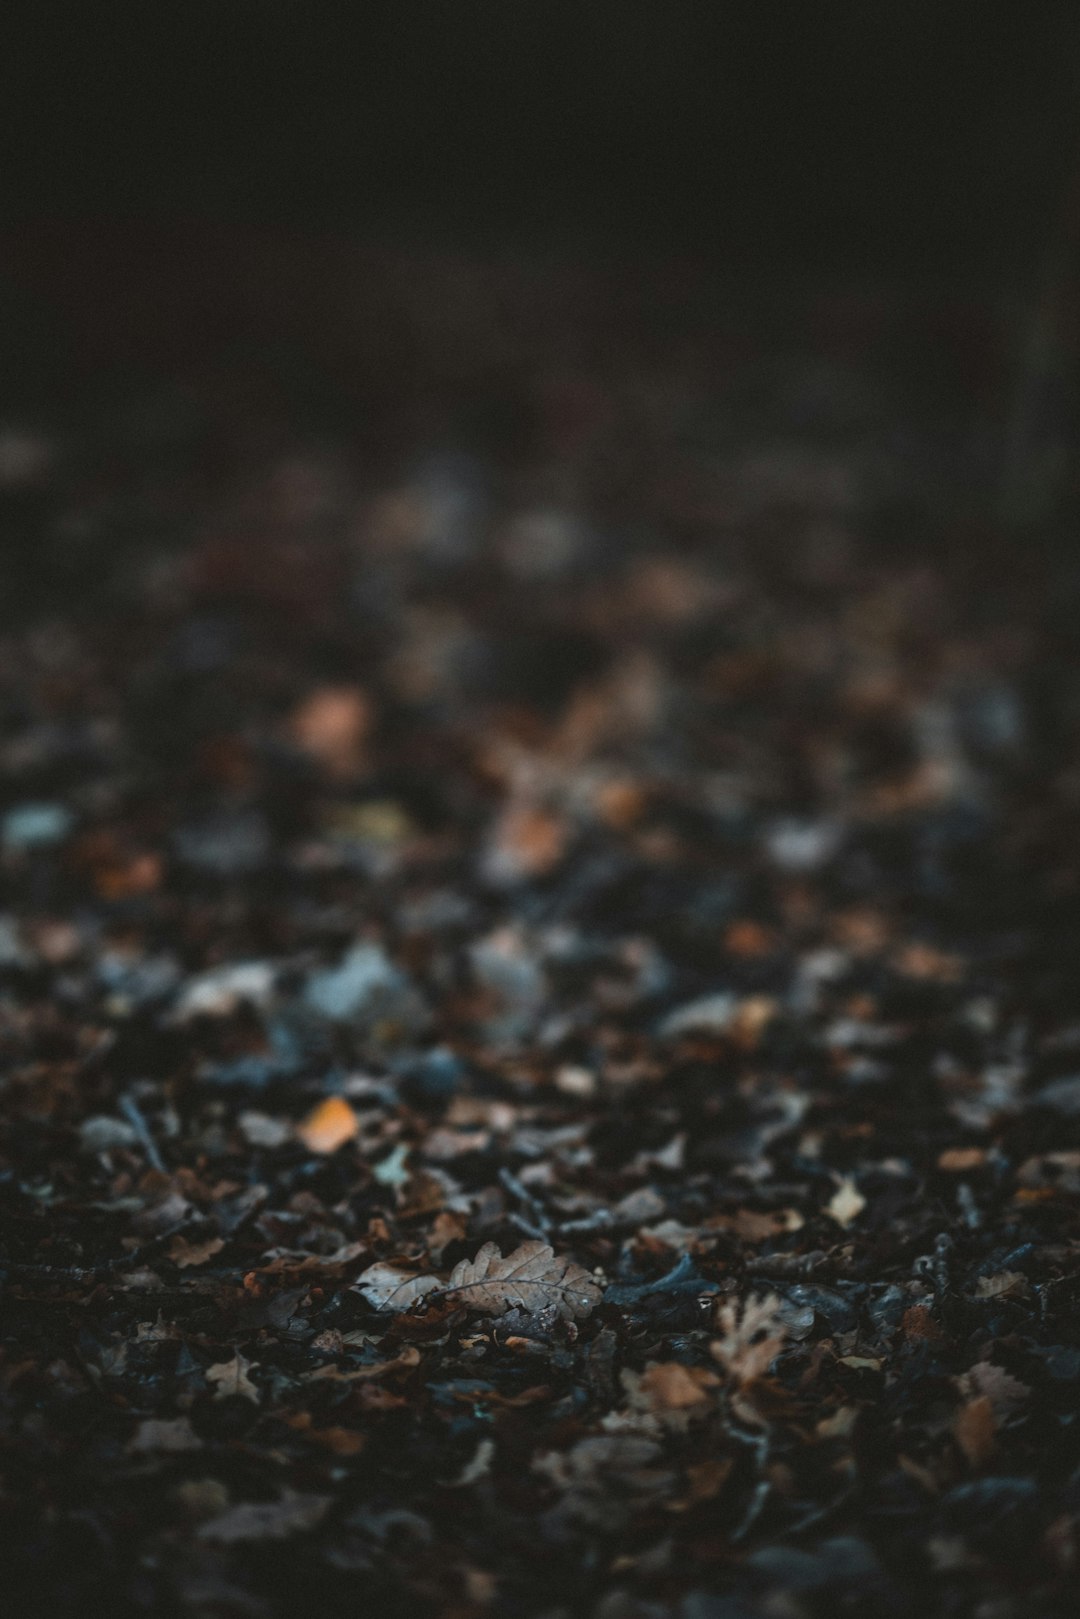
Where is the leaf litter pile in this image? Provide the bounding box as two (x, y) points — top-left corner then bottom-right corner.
(2, 250), (1080, 1618)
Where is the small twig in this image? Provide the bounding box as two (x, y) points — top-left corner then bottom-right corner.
(731, 1478), (771, 1545)
(499, 1166), (551, 1235)
(727, 1411), (772, 1544)
(119, 1092), (166, 1173)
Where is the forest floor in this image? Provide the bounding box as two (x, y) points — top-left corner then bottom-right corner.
(2, 238), (1080, 1619)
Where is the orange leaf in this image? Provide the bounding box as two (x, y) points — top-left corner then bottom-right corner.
(295, 1096), (359, 1154)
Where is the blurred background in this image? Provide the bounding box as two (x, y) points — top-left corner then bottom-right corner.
(0, 2), (1079, 760)
(2, 3), (1079, 505)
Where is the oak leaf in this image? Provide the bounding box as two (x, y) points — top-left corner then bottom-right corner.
(354, 1240), (602, 1322)
(205, 1351), (259, 1402)
(443, 1241), (602, 1322)
(711, 1292), (787, 1386)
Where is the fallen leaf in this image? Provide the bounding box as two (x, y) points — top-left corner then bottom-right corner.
(289, 685), (372, 776)
(198, 1489), (331, 1542)
(826, 1178), (866, 1227)
(134, 1313), (180, 1343)
(901, 1305), (943, 1341)
(127, 1416), (203, 1453)
(624, 1360), (719, 1431)
(284, 1414), (366, 1455)
(972, 1270), (1029, 1300)
(638, 1361), (718, 1411)
(711, 1293), (788, 1386)
(206, 1352), (260, 1402)
(238, 1111), (292, 1148)
(719, 1207), (804, 1242)
(168, 1234), (225, 1268)
(443, 1241), (602, 1322)
(304, 1345), (421, 1382)
(959, 1361), (1030, 1414)
(295, 1096), (359, 1154)
(954, 1394), (996, 1467)
(938, 1147), (987, 1172)
(353, 1262), (442, 1313)
(483, 802), (568, 883)
(174, 1479), (231, 1520)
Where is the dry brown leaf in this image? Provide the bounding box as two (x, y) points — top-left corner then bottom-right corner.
(295, 1096), (359, 1154)
(937, 1147), (987, 1172)
(637, 1362), (718, 1411)
(718, 1207), (804, 1242)
(428, 1209), (468, 1260)
(353, 1262), (442, 1313)
(205, 1352), (259, 1403)
(168, 1234), (225, 1268)
(711, 1293), (787, 1386)
(959, 1361), (1030, 1414)
(444, 1240), (602, 1322)
(954, 1395), (996, 1467)
(972, 1270), (1029, 1300)
(284, 1414), (366, 1455)
(901, 1305), (943, 1341)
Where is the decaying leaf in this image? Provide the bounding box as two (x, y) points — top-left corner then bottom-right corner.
(354, 1240), (601, 1322)
(443, 1241), (602, 1321)
(205, 1352), (260, 1402)
(711, 1293), (787, 1385)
